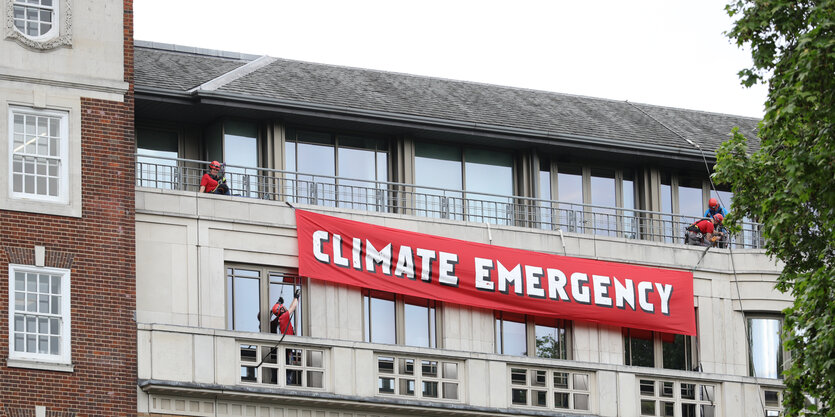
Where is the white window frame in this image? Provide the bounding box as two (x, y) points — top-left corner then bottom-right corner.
(8, 264), (72, 369)
(11, 0), (60, 41)
(8, 106), (69, 204)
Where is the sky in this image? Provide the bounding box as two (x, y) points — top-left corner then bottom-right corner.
(134, 0), (767, 118)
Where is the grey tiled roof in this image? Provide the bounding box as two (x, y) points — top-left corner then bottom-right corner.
(135, 43), (760, 154)
(135, 47), (250, 92)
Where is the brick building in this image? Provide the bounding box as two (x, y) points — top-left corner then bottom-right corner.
(0, 0), (135, 416)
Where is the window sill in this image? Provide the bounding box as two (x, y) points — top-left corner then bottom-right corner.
(6, 358), (74, 373)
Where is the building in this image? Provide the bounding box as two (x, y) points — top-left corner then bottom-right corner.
(1, 1), (789, 415)
(132, 42), (789, 417)
(0, 0), (135, 416)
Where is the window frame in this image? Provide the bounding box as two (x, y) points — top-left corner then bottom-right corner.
(362, 289), (440, 348)
(8, 106), (69, 204)
(623, 328), (697, 370)
(225, 264), (305, 336)
(746, 315), (786, 379)
(8, 264), (72, 367)
(495, 311), (573, 360)
(11, 0), (60, 41)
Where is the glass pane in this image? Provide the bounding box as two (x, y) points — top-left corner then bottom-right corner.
(421, 360), (437, 377)
(764, 390), (780, 407)
(574, 393), (589, 410)
(662, 333), (690, 370)
(681, 403), (696, 417)
(554, 372), (569, 389)
(464, 148), (512, 195)
(442, 382), (458, 400)
(400, 378), (415, 395)
(307, 371), (323, 388)
(378, 377), (395, 393)
(378, 356), (394, 373)
(532, 370), (546, 386)
(681, 383), (696, 399)
(511, 388), (527, 405)
(415, 142), (462, 189)
(678, 177), (704, 218)
(640, 379), (655, 396)
(554, 392), (569, 408)
(230, 276), (260, 332)
(399, 358), (414, 375)
(573, 374), (589, 391)
(422, 381), (438, 398)
(641, 399), (656, 416)
(663, 402), (676, 416)
(366, 294), (395, 344)
(262, 368), (278, 384)
(404, 302), (432, 347)
(702, 404), (716, 417)
(307, 350), (323, 367)
(626, 329), (655, 367)
(748, 318), (783, 378)
(533, 390), (547, 406)
(443, 362), (457, 379)
(510, 368), (526, 385)
(338, 147), (376, 181)
(535, 323), (566, 359)
(499, 317), (527, 356)
(286, 369), (302, 386)
(558, 167), (583, 204)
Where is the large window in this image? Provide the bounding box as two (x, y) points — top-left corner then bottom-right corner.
(510, 367), (590, 411)
(12, 0), (57, 39)
(414, 142), (513, 224)
(226, 266), (304, 335)
(9, 107), (68, 203)
(285, 129), (388, 209)
(363, 290), (437, 348)
(137, 127), (179, 189)
(8, 264), (71, 366)
(748, 317), (784, 379)
(624, 328), (695, 370)
(224, 121), (259, 197)
(496, 312), (571, 359)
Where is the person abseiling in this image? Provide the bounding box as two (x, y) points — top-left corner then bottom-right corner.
(685, 213), (725, 247)
(271, 288), (300, 335)
(199, 161), (229, 195)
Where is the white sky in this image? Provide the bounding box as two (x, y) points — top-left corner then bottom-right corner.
(134, 0), (767, 118)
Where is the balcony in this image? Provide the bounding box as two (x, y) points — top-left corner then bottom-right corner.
(136, 156), (764, 249)
(138, 324), (784, 416)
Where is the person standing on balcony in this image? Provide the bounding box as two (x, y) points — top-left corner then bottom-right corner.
(685, 213), (725, 246)
(199, 160), (229, 195)
(271, 288), (300, 335)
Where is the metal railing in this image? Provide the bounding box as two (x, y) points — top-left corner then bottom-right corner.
(136, 156), (764, 249)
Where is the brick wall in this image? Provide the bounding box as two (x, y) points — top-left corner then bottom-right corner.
(0, 0), (136, 416)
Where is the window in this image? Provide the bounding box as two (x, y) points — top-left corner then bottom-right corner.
(285, 128), (389, 209)
(496, 312), (571, 359)
(12, 0), (57, 39)
(639, 379), (717, 417)
(239, 343), (324, 389)
(363, 290), (437, 347)
(226, 266), (304, 335)
(9, 107), (68, 203)
(414, 142), (513, 224)
(624, 328), (695, 370)
(8, 264), (71, 366)
(224, 120), (259, 198)
(748, 317), (784, 379)
(762, 389), (783, 416)
(509, 367), (590, 411)
(376, 355), (460, 400)
(137, 127), (179, 189)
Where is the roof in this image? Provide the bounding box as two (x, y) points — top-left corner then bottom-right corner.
(134, 41), (761, 155)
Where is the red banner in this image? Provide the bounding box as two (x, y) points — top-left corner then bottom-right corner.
(296, 210), (696, 335)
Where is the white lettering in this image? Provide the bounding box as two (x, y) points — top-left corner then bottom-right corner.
(394, 245), (415, 279)
(546, 268), (570, 301)
(655, 283), (673, 315)
(592, 275), (613, 307)
(613, 277), (635, 310)
(365, 240), (392, 275)
(497, 261), (523, 295)
(474, 257), (495, 291)
(571, 272), (591, 304)
(332, 234), (349, 268)
(438, 251), (459, 286)
(525, 265), (545, 298)
(637, 281), (655, 313)
(416, 248), (436, 282)
(313, 230), (330, 263)
(352, 237), (362, 269)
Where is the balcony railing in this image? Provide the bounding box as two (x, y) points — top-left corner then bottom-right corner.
(136, 156), (764, 249)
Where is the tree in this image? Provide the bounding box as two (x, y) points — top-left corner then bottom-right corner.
(717, 1), (835, 415)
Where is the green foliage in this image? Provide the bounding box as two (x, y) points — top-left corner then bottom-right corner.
(717, 1), (835, 415)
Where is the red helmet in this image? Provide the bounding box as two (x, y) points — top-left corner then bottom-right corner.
(209, 161), (221, 170)
(713, 213), (724, 223)
(708, 198), (718, 208)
